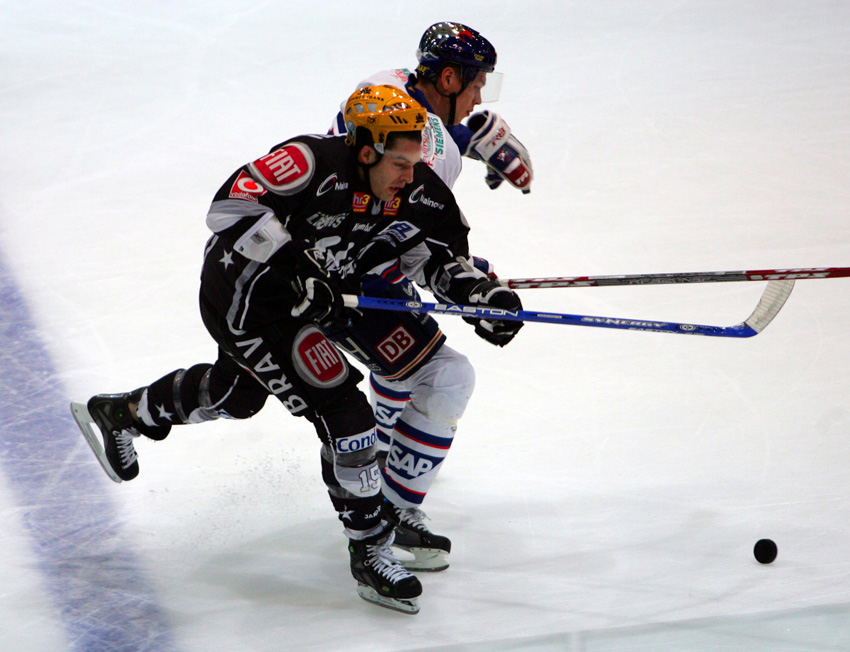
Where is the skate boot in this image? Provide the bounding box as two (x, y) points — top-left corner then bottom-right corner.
(70, 388), (170, 483)
(349, 528), (422, 614)
(385, 503), (451, 572)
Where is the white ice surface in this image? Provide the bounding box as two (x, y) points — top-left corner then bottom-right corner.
(2, 2), (850, 651)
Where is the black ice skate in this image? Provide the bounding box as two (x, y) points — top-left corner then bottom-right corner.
(385, 503), (451, 572)
(70, 389), (169, 483)
(349, 529), (422, 615)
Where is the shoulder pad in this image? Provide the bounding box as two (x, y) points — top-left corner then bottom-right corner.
(248, 141), (315, 195)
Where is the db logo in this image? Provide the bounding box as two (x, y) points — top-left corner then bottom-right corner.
(228, 171), (268, 202)
(352, 192), (370, 213)
(376, 326), (416, 364)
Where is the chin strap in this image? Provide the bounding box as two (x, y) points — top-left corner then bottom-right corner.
(446, 94), (458, 127)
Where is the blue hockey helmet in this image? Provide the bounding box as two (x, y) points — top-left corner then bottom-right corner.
(415, 22), (497, 87)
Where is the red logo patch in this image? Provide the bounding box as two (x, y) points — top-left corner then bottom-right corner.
(249, 143), (313, 193)
(228, 171), (268, 202)
(353, 192), (370, 213)
(376, 326), (416, 364)
(295, 330), (346, 386)
(383, 196), (401, 217)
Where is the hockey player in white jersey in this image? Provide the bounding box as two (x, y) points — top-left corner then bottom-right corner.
(327, 22), (531, 573)
(331, 22), (533, 192)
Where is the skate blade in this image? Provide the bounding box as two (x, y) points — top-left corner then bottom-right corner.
(70, 402), (122, 484)
(356, 584), (420, 615)
(393, 546), (449, 572)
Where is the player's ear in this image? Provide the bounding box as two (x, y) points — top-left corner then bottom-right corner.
(438, 66), (460, 93)
(358, 145), (379, 166)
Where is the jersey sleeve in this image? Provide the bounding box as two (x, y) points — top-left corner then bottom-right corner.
(206, 139), (317, 263)
(447, 123), (474, 157)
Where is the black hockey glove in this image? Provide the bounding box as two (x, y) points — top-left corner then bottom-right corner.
(466, 279), (524, 347)
(465, 111), (533, 194)
(290, 275), (351, 327)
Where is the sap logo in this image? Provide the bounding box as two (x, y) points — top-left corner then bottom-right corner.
(374, 404), (404, 427)
(389, 449), (434, 477)
(316, 173), (348, 196)
(307, 212), (345, 229)
(335, 430), (377, 453)
(408, 185), (445, 210)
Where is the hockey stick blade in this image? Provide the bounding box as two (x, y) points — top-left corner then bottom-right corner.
(342, 280), (794, 338)
(70, 402), (123, 483)
(505, 266), (850, 289)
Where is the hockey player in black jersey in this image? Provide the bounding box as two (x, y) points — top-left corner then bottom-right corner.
(72, 85), (523, 614)
(328, 22), (533, 572)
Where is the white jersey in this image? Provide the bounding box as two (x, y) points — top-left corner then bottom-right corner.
(332, 68), (462, 189)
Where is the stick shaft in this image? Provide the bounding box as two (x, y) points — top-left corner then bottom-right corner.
(505, 266), (850, 289)
(343, 279), (794, 339)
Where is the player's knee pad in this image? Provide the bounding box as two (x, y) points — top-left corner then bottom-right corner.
(315, 388), (381, 499)
(369, 374), (411, 451)
(407, 345), (475, 425)
(206, 366), (268, 419)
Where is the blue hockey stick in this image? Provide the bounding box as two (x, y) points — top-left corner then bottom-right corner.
(343, 279), (795, 339)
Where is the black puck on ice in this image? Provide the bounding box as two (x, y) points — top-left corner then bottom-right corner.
(754, 538), (777, 564)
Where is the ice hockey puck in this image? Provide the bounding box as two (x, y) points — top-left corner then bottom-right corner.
(754, 538), (777, 564)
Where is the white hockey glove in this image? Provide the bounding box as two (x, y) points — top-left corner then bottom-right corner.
(465, 111), (533, 194)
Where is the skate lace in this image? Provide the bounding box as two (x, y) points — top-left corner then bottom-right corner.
(397, 507), (430, 532)
(367, 534), (413, 582)
(115, 429), (138, 467)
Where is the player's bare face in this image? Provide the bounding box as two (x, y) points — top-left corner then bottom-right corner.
(452, 71), (487, 124)
(366, 139), (421, 202)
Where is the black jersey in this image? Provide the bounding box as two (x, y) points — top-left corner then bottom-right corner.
(200, 135), (470, 331)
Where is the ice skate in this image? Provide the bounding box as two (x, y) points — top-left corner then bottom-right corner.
(70, 389), (169, 483)
(349, 529), (422, 614)
(385, 503), (451, 572)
